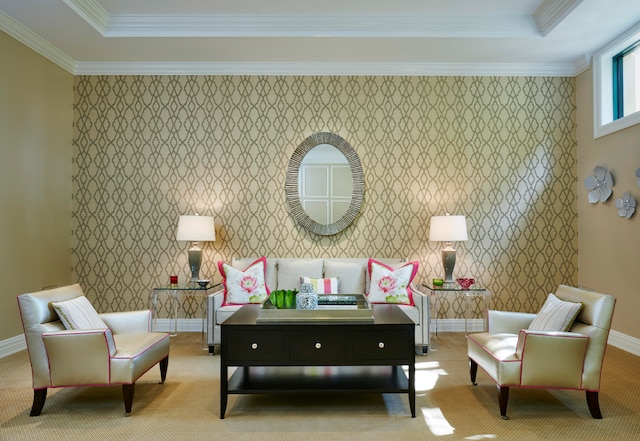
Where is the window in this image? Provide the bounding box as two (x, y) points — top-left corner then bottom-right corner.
(613, 41), (640, 120)
(593, 22), (640, 138)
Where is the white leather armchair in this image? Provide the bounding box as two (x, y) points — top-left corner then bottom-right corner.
(18, 284), (170, 416)
(467, 285), (615, 419)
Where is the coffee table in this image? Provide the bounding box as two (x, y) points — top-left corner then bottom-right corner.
(219, 303), (416, 418)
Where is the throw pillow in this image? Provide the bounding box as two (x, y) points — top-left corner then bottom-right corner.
(50, 296), (108, 330)
(324, 260), (366, 294)
(528, 293), (583, 332)
(300, 276), (340, 294)
(367, 259), (418, 306)
(219, 256), (270, 306)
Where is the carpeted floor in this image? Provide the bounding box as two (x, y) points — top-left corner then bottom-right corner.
(1, 332), (639, 441)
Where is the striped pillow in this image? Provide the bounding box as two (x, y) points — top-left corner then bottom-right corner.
(300, 276), (340, 294)
(528, 293), (583, 332)
(51, 296), (107, 330)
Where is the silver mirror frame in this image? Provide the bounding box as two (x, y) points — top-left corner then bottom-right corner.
(285, 132), (364, 236)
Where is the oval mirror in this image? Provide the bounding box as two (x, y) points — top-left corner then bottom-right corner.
(285, 132), (364, 235)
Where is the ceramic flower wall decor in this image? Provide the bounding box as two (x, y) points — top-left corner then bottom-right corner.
(584, 166), (613, 203)
(615, 192), (636, 219)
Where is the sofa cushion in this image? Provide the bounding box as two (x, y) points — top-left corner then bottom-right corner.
(50, 296), (108, 330)
(300, 276), (340, 294)
(277, 259), (323, 290)
(219, 257), (270, 306)
(367, 259), (418, 306)
(324, 260), (366, 294)
(528, 293), (583, 332)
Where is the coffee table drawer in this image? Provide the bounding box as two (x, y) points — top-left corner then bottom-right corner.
(225, 330), (285, 362)
(289, 331), (346, 362)
(350, 330), (412, 361)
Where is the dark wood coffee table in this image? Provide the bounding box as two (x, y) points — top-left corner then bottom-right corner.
(219, 303), (415, 418)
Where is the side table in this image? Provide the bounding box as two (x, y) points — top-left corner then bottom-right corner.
(422, 283), (491, 335)
(150, 282), (220, 348)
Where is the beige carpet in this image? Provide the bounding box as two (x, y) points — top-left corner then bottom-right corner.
(2, 332), (639, 441)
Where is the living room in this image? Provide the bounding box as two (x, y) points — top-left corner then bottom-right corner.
(1, 1), (639, 440)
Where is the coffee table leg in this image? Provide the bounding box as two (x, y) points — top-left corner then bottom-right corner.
(220, 362), (227, 418)
(409, 361), (416, 418)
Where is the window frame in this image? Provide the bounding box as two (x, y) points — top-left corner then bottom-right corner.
(593, 21), (640, 139)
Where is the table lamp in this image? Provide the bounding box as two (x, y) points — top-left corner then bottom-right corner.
(429, 214), (468, 283)
(176, 214), (216, 281)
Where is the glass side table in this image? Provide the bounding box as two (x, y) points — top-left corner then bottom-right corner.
(422, 283), (492, 336)
(150, 282), (220, 348)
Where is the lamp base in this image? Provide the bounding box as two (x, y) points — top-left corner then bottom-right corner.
(187, 244), (202, 281)
(442, 244), (456, 283)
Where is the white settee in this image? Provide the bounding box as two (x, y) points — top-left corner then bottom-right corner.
(206, 257), (430, 354)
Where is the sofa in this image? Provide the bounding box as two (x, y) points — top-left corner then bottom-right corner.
(206, 257), (430, 354)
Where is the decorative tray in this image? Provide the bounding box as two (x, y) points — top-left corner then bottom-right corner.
(256, 293), (373, 323)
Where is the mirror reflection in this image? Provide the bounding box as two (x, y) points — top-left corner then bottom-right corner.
(285, 132), (364, 236)
(298, 144), (353, 224)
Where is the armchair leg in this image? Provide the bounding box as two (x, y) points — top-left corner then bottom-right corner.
(586, 391), (603, 419)
(159, 356), (169, 384)
(122, 383), (135, 416)
(29, 388), (47, 416)
(498, 386), (509, 420)
(469, 358), (478, 385)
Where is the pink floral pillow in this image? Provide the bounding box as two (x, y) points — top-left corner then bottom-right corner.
(367, 259), (418, 306)
(219, 257), (270, 306)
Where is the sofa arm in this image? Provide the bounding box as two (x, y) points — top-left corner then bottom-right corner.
(100, 310), (152, 334)
(487, 310), (536, 334)
(516, 329), (589, 388)
(410, 284), (430, 348)
(42, 329), (116, 386)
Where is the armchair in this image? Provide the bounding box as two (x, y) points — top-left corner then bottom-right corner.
(17, 284), (170, 416)
(467, 285), (615, 419)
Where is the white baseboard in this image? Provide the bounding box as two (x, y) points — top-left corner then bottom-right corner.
(3, 319), (639, 358)
(608, 329), (640, 356)
(0, 334), (26, 358)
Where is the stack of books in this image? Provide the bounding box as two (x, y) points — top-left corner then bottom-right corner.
(317, 295), (359, 309)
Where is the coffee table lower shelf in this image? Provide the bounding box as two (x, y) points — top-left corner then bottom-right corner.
(227, 365), (410, 394)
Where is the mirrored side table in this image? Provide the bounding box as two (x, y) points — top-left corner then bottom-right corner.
(422, 283), (491, 336)
(150, 282), (220, 348)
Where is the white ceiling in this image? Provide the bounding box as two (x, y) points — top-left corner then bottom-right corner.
(1, 0), (639, 76)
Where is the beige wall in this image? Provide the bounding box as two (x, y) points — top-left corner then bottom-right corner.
(576, 68), (640, 339)
(0, 32), (73, 340)
(73, 75), (577, 321)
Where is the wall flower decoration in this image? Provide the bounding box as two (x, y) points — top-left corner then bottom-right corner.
(584, 166), (613, 203)
(615, 192), (636, 219)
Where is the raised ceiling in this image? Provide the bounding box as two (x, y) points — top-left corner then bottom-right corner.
(1, 0), (639, 75)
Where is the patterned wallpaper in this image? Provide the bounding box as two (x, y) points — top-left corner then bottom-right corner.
(72, 75), (577, 320)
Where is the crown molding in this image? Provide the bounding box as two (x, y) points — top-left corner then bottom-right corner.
(534, 0), (584, 36)
(0, 11), (76, 73)
(74, 61), (577, 77)
(62, 0), (109, 33)
(61, 0), (538, 38)
(104, 14), (537, 38)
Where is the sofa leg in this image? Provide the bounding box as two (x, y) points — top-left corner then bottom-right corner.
(30, 388), (47, 416)
(421, 345), (428, 354)
(469, 358), (478, 385)
(159, 356), (169, 384)
(498, 385), (509, 420)
(122, 383), (135, 416)
(586, 391), (603, 419)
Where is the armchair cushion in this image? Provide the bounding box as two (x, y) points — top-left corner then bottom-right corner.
(300, 276), (340, 294)
(367, 259), (418, 305)
(528, 293), (583, 332)
(50, 296), (108, 330)
(219, 256), (270, 306)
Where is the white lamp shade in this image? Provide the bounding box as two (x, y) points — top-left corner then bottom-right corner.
(176, 215), (216, 242)
(429, 215), (468, 242)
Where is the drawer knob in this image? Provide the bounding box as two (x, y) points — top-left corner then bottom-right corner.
(378, 342), (385, 349)
(315, 342), (322, 349)
(251, 343), (258, 350)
